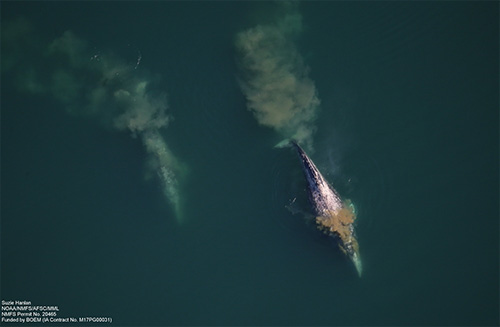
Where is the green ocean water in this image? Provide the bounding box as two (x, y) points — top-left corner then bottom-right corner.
(1, 2), (498, 326)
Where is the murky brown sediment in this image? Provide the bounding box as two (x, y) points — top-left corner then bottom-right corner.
(315, 201), (359, 254)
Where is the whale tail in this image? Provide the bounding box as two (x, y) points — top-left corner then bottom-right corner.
(352, 251), (362, 277)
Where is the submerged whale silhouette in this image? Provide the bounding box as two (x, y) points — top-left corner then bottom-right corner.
(291, 141), (362, 277)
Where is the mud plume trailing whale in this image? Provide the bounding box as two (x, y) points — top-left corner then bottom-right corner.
(291, 141), (362, 276)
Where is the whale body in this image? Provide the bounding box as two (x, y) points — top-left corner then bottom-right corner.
(292, 141), (362, 277)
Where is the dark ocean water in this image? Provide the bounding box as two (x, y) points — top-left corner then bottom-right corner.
(1, 2), (498, 326)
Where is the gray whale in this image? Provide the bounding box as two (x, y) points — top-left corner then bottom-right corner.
(292, 141), (362, 277)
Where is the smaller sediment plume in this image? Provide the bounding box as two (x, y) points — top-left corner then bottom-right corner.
(2, 19), (187, 223)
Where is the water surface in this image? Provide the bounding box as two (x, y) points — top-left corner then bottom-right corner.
(1, 2), (498, 326)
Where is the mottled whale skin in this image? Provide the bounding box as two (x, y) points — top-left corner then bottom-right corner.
(292, 141), (362, 277)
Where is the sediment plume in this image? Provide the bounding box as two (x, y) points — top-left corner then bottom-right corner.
(2, 19), (186, 222)
(235, 2), (320, 151)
